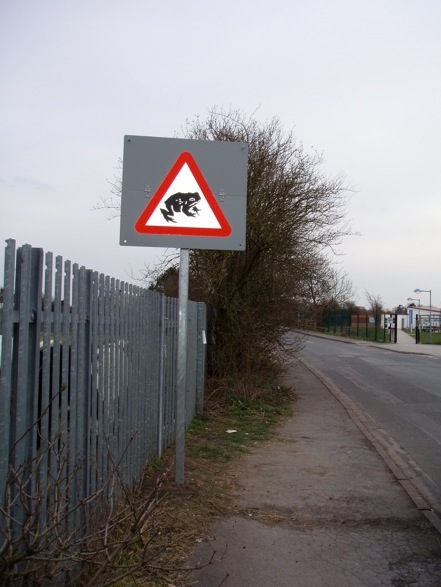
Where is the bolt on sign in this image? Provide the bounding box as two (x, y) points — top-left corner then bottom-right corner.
(120, 135), (248, 251)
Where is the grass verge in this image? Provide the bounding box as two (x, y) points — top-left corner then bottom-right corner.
(114, 380), (294, 587)
(409, 331), (441, 345)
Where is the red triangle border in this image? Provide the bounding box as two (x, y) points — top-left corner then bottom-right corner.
(134, 151), (232, 237)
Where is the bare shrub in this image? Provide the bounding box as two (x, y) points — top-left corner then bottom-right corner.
(0, 431), (169, 586)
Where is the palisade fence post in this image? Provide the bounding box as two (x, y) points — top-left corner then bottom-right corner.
(102, 275), (111, 488)
(158, 294), (166, 457)
(60, 259), (71, 518)
(69, 263), (80, 526)
(82, 270), (93, 503)
(71, 263), (92, 533)
(49, 255), (63, 494)
(13, 245), (43, 534)
(89, 270), (99, 498)
(38, 250), (54, 529)
(184, 302), (196, 427)
(163, 295), (177, 449)
(0, 239), (16, 515)
(97, 272), (106, 489)
(196, 302), (207, 416)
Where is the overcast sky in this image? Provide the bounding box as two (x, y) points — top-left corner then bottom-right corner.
(1, 0), (440, 310)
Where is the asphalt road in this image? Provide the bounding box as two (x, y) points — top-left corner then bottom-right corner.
(300, 334), (441, 517)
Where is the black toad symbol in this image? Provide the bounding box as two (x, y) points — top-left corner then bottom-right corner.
(160, 192), (201, 223)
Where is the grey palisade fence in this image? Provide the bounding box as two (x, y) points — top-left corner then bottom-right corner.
(0, 239), (206, 545)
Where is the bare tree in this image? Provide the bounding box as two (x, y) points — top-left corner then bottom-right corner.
(365, 291), (384, 316)
(302, 253), (357, 311)
(183, 108), (353, 379)
(93, 158), (123, 220)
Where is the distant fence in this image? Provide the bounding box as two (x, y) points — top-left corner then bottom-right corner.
(298, 309), (393, 343)
(0, 239), (207, 542)
(323, 310), (390, 342)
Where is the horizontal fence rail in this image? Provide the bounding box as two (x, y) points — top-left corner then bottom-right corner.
(0, 239), (207, 548)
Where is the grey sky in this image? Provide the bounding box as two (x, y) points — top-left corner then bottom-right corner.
(1, 0), (440, 309)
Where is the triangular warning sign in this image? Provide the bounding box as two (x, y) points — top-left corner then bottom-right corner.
(134, 151), (231, 237)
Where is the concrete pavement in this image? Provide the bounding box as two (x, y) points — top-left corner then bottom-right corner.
(367, 327), (441, 357)
(302, 327), (441, 357)
(186, 335), (441, 586)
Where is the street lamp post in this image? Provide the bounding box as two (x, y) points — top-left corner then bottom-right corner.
(414, 288), (432, 343)
(407, 297), (420, 336)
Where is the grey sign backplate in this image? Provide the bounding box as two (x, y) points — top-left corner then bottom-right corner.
(120, 135), (248, 250)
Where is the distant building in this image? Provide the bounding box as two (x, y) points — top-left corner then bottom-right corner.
(407, 304), (441, 332)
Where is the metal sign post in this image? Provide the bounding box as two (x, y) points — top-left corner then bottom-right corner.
(175, 248), (189, 484)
